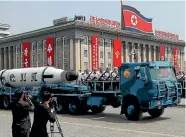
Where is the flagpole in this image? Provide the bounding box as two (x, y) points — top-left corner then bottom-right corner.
(120, 0), (125, 30)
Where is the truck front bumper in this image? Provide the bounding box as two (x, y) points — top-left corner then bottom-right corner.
(149, 98), (181, 109)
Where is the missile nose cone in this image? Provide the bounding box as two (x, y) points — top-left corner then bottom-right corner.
(66, 71), (79, 81)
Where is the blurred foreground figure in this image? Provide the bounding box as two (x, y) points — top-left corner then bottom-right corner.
(11, 90), (35, 137)
(30, 91), (56, 137)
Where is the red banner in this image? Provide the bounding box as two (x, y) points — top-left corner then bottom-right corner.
(160, 45), (165, 61)
(46, 37), (55, 66)
(22, 42), (30, 68)
(113, 39), (122, 67)
(173, 48), (178, 72)
(91, 36), (99, 70)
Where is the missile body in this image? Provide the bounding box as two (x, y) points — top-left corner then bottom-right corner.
(0, 67), (79, 88)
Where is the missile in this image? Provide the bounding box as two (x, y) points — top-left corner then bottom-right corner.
(0, 67), (79, 88)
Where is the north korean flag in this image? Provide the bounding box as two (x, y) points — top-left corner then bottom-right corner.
(122, 5), (153, 35)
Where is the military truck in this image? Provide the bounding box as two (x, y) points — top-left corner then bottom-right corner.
(0, 61), (182, 121)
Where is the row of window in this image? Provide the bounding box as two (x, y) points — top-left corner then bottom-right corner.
(83, 62), (112, 70)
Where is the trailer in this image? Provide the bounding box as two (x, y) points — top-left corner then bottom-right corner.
(0, 61), (183, 121)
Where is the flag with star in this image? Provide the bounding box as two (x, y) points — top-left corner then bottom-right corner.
(121, 2), (154, 35)
(113, 39), (122, 67)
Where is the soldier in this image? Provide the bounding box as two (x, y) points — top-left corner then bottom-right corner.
(89, 68), (99, 90)
(97, 67), (105, 90)
(112, 67), (120, 90)
(104, 67), (111, 90)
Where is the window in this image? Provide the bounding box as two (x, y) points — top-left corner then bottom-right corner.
(108, 52), (111, 59)
(100, 51), (103, 58)
(84, 62), (88, 69)
(100, 63), (104, 67)
(100, 38), (104, 47)
(63, 37), (67, 46)
(108, 63), (112, 68)
(83, 36), (88, 45)
(64, 50), (68, 59)
(64, 59), (68, 70)
(84, 49), (88, 57)
(32, 42), (36, 51)
(165, 47), (168, 61)
(42, 40), (46, 65)
(105, 40), (108, 47)
(56, 38), (62, 68)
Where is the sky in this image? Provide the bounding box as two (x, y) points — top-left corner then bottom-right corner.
(0, 0), (185, 58)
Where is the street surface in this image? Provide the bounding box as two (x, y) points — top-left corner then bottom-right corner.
(0, 99), (185, 137)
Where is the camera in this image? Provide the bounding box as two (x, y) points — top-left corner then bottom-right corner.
(23, 92), (32, 101)
(49, 97), (57, 109)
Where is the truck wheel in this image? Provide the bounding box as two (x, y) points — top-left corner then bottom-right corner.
(3, 97), (9, 109)
(124, 100), (142, 121)
(90, 106), (106, 114)
(69, 103), (80, 115)
(56, 103), (69, 114)
(148, 108), (164, 118)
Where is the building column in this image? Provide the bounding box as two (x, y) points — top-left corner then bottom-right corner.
(137, 44), (141, 62)
(69, 39), (74, 70)
(125, 42), (129, 62)
(149, 45), (152, 61)
(153, 45), (156, 61)
(0, 48), (1, 70)
(4, 48), (6, 69)
(8, 47), (11, 69)
(131, 43), (135, 62)
(143, 45), (146, 62)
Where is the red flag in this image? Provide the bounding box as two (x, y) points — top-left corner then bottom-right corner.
(173, 48), (178, 72)
(113, 39), (122, 67)
(122, 5), (153, 35)
(91, 36), (99, 70)
(160, 45), (165, 61)
(46, 37), (55, 66)
(22, 42), (30, 68)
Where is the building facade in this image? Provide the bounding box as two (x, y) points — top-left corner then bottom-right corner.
(0, 20), (185, 72)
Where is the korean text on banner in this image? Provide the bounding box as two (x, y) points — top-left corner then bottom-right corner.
(46, 37), (55, 66)
(91, 36), (99, 70)
(113, 39), (122, 67)
(160, 45), (165, 61)
(22, 42), (30, 68)
(173, 48), (178, 71)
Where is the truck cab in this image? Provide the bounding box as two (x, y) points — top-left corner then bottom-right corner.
(120, 61), (182, 121)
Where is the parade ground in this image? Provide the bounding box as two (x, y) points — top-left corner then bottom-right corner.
(0, 99), (185, 137)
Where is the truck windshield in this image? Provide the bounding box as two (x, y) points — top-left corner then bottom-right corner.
(150, 67), (176, 81)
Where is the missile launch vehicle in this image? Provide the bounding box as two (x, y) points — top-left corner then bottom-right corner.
(0, 61), (182, 121)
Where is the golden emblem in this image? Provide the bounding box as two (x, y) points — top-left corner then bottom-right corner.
(115, 51), (120, 58)
(124, 69), (131, 78)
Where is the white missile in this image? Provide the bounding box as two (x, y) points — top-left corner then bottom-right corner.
(0, 67), (79, 88)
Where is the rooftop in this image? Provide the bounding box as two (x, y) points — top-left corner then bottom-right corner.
(0, 20), (185, 46)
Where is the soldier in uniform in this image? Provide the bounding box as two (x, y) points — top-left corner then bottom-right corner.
(112, 67), (120, 90)
(97, 67), (105, 90)
(104, 67), (111, 90)
(89, 68), (99, 90)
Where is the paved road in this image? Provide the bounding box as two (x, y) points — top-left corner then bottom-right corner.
(0, 104), (185, 137)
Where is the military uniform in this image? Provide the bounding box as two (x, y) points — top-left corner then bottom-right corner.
(112, 68), (120, 90)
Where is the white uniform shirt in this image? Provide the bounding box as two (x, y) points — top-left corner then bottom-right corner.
(90, 72), (99, 80)
(112, 72), (120, 81)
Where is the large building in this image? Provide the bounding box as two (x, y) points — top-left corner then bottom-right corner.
(0, 16), (185, 72)
(0, 23), (10, 38)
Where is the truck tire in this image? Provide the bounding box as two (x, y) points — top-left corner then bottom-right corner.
(148, 108), (164, 118)
(68, 103), (82, 115)
(3, 97), (9, 109)
(124, 100), (142, 121)
(90, 106), (106, 114)
(56, 103), (69, 114)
